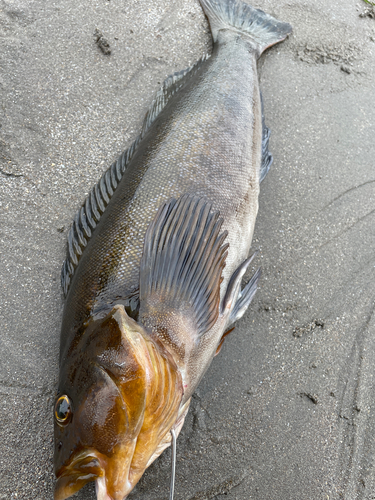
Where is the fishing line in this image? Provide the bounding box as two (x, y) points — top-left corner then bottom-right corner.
(169, 428), (177, 500)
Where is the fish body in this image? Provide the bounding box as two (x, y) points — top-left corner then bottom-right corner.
(63, 31), (258, 396)
(54, 1), (292, 499)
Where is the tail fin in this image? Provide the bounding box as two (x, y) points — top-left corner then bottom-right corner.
(199, 0), (292, 55)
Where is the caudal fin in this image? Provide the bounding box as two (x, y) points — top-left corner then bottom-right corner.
(199, 0), (292, 55)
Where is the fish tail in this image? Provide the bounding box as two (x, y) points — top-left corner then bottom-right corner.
(199, 0), (292, 55)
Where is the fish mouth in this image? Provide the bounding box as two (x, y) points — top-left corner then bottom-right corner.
(54, 452), (104, 500)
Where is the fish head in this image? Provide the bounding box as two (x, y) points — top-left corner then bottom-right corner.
(54, 304), (183, 500)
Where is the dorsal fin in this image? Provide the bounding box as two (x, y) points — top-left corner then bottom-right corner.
(141, 53), (211, 134)
(61, 54), (211, 297)
(139, 195), (228, 340)
(61, 144), (133, 296)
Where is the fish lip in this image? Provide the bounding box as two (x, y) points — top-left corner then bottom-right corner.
(54, 452), (104, 500)
(55, 450), (103, 478)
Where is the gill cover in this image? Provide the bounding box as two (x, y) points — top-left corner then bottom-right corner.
(54, 305), (183, 500)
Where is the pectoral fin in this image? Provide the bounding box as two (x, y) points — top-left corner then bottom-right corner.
(139, 195), (229, 341)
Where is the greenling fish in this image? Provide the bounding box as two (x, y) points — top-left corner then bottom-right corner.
(54, 0), (292, 499)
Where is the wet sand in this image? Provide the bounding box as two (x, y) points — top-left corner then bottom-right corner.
(0, 0), (374, 498)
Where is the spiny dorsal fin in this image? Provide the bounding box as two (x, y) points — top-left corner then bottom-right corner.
(139, 195), (228, 339)
(61, 143), (135, 296)
(61, 54), (211, 297)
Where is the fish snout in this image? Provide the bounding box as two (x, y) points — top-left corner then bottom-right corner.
(54, 453), (105, 500)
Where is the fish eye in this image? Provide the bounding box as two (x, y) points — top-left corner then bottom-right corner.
(55, 395), (72, 425)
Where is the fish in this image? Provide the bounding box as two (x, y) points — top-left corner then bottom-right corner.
(53, 1), (292, 499)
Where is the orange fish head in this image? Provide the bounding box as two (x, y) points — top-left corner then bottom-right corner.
(54, 304), (183, 500)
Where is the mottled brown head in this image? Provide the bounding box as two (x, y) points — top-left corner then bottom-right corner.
(54, 305), (183, 500)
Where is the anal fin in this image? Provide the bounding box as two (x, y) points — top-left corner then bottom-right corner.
(260, 91), (273, 183)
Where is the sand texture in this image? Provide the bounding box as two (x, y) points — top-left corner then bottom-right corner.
(1, 0), (374, 498)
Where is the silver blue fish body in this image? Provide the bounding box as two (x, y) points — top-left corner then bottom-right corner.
(54, 1), (292, 499)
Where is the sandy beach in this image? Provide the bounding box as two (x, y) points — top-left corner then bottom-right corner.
(1, 0), (374, 498)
